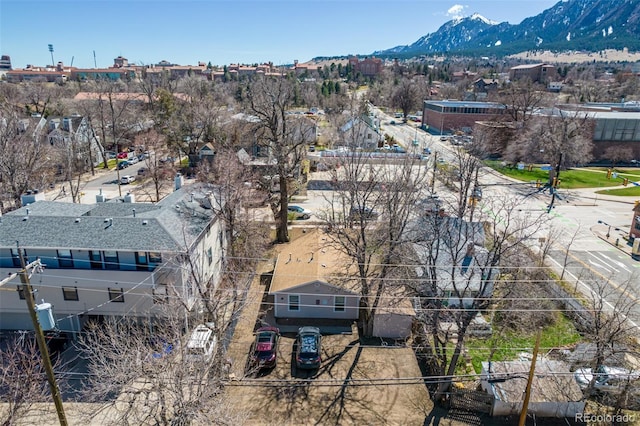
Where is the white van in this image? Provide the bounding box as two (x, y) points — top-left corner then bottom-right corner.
(185, 324), (217, 362)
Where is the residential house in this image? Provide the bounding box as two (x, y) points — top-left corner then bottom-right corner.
(268, 230), (360, 333)
(0, 185), (226, 334)
(509, 63), (556, 84)
(480, 360), (585, 418)
(268, 229), (414, 338)
(43, 115), (104, 167)
(411, 217), (496, 308)
(198, 143), (216, 163)
(339, 114), (383, 149)
(472, 78), (498, 93)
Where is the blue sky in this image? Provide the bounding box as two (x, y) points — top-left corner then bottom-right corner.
(1, 0), (559, 69)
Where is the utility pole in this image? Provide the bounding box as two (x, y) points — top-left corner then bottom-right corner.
(431, 151), (438, 194)
(518, 329), (542, 426)
(17, 247), (68, 426)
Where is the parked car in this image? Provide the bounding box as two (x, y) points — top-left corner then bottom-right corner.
(288, 205), (312, 220)
(249, 327), (280, 370)
(295, 326), (321, 370)
(574, 365), (640, 392)
(105, 151), (117, 159)
(120, 175), (135, 184)
(117, 152), (129, 159)
(471, 187), (483, 200)
(423, 147), (432, 155)
(185, 324), (217, 363)
(117, 160), (130, 170)
(128, 155), (139, 164)
(309, 145), (315, 152)
(349, 206), (379, 220)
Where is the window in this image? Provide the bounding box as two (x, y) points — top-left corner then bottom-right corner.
(108, 288), (124, 303)
(62, 286), (79, 301)
(149, 252), (162, 264)
(103, 251), (119, 270)
(152, 285), (168, 304)
(288, 295), (300, 311)
(207, 247), (213, 265)
(10, 248), (24, 267)
(57, 249), (73, 268)
(135, 252), (148, 271)
(89, 251), (102, 269)
(16, 285), (26, 300)
(334, 296), (346, 312)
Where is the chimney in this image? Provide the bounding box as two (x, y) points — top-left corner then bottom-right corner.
(174, 173), (184, 190)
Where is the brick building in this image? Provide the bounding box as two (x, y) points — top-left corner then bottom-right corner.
(421, 100), (507, 135)
(348, 56), (384, 77)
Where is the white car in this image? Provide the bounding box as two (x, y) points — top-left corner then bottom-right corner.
(120, 175), (136, 184)
(127, 155), (139, 164)
(288, 205), (312, 220)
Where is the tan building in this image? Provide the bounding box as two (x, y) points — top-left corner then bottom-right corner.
(509, 63), (556, 84)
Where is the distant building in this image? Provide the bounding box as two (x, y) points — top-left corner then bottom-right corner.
(0, 55), (12, 70)
(113, 56), (129, 68)
(348, 56), (384, 77)
(509, 63), (556, 84)
(472, 78), (498, 93)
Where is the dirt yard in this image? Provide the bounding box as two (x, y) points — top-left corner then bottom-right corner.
(224, 331), (433, 426)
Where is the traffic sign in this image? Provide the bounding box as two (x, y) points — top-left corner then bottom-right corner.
(540, 166), (553, 171)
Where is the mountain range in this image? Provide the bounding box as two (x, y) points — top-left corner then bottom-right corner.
(371, 0), (640, 58)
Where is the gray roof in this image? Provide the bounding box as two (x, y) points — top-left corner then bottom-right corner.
(424, 100), (506, 109)
(482, 360), (583, 403)
(1, 185), (221, 253)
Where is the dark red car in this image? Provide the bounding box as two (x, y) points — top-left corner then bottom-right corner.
(249, 327), (280, 369)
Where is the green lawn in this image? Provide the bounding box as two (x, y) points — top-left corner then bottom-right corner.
(465, 314), (582, 373)
(485, 161), (640, 189)
(595, 186), (640, 196)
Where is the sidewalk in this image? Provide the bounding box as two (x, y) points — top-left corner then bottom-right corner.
(591, 223), (634, 257)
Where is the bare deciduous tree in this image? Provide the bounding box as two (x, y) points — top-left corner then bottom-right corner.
(133, 129), (175, 202)
(245, 75), (311, 243)
(76, 311), (245, 426)
(412, 193), (551, 404)
(321, 151), (430, 337)
(0, 333), (66, 425)
(0, 107), (53, 212)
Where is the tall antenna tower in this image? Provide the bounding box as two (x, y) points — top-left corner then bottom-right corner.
(48, 44), (54, 66)
(93, 50), (97, 68)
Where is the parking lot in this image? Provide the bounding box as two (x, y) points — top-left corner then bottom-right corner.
(225, 330), (432, 425)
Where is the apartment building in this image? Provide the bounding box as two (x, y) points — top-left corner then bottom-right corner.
(0, 185), (226, 334)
